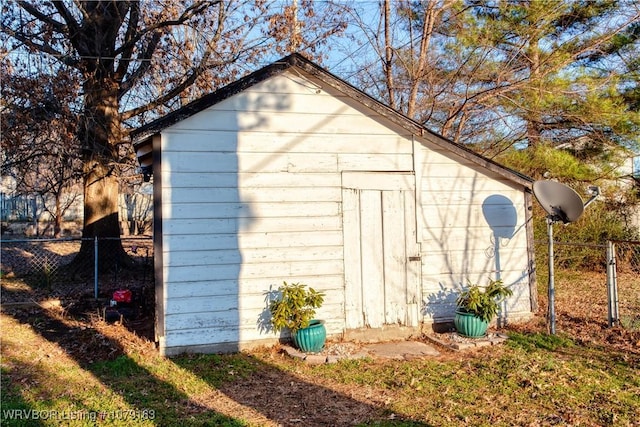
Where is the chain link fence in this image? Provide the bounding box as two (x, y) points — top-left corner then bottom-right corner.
(534, 239), (640, 331)
(610, 240), (640, 330)
(1, 236), (153, 299)
(3, 235), (637, 330)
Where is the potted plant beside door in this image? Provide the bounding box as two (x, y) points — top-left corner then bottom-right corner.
(269, 282), (326, 352)
(455, 278), (513, 338)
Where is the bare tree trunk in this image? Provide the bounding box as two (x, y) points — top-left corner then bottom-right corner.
(53, 192), (62, 238)
(290, 0), (300, 53)
(82, 162), (121, 240)
(383, 0), (396, 110)
(72, 77), (130, 272)
(406, 1), (456, 118)
(526, 37), (543, 148)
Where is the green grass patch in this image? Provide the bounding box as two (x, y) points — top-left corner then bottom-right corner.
(506, 331), (575, 351)
(620, 314), (640, 331)
(299, 333), (640, 426)
(88, 354), (257, 425)
(172, 353), (258, 387)
(4, 333), (639, 426)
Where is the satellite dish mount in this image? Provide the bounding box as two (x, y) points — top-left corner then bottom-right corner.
(532, 181), (600, 335)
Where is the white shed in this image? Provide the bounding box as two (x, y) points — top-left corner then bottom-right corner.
(132, 54), (536, 356)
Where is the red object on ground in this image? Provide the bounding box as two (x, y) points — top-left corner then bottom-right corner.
(112, 289), (132, 304)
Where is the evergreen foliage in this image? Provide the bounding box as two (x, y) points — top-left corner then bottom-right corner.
(498, 144), (639, 268)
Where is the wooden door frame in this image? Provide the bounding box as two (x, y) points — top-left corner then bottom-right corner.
(341, 171), (421, 331)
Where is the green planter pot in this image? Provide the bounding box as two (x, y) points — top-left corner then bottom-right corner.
(292, 319), (326, 353)
(454, 310), (489, 338)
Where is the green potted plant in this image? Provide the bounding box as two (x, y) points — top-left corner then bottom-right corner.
(268, 281), (326, 352)
(455, 278), (513, 338)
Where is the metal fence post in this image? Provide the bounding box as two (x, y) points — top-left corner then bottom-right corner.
(94, 236), (99, 299)
(606, 240), (619, 327)
(611, 241), (619, 326)
(547, 218), (556, 335)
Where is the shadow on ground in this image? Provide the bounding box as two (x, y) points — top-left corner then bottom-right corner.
(1, 305), (431, 426)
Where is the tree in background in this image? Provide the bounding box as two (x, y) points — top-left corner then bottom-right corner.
(336, 0), (458, 121)
(334, 0), (638, 244)
(461, 0), (639, 155)
(340, 0), (638, 154)
(1, 0), (346, 270)
(352, 8), (636, 171)
(2, 0), (637, 258)
(1, 59), (82, 237)
(459, 0), (639, 242)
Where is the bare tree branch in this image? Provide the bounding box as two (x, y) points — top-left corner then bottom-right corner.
(18, 1), (67, 32)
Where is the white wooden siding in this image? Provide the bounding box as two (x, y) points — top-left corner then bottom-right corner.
(166, 201), (340, 220)
(160, 147), (412, 174)
(162, 131), (412, 154)
(160, 70), (415, 351)
(157, 68), (531, 353)
(416, 146), (531, 322)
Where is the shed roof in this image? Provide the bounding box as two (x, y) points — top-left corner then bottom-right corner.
(131, 53), (532, 187)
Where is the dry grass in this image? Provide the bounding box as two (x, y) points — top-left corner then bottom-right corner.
(1, 269), (639, 426)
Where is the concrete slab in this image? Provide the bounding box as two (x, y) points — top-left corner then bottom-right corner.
(363, 341), (440, 360)
(281, 340), (441, 364)
(282, 345), (307, 360)
(424, 332), (508, 351)
(305, 354), (328, 365)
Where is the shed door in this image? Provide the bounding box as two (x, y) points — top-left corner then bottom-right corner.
(342, 173), (421, 329)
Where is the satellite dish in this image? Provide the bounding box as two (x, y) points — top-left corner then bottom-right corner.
(533, 180), (584, 224)
(532, 179), (600, 336)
